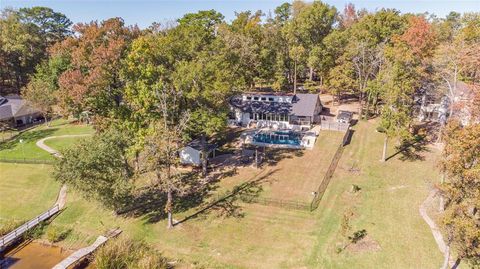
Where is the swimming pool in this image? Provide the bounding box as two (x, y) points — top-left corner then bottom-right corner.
(253, 130), (301, 145)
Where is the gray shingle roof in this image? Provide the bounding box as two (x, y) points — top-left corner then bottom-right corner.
(230, 93), (321, 118)
(291, 94), (321, 117)
(0, 105), (13, 119)
(0, 95), (39, 120)
(187, 139), (218, 152)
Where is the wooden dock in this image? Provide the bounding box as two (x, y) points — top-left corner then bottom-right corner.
(52, 228), (122, 269)
(0, 185), (67, 251)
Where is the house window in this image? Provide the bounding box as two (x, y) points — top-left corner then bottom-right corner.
(261, 97), (267, 101)
(246, 96), (252, 100)
(268, 97), (274, 102)
(253, 97), (259, 101)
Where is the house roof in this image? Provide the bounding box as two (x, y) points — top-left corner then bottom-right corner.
(0, 95), (39, 121)
(187, 139), (218, 152)
(291, 94), (321, 117)
(230, 93), (321, 118)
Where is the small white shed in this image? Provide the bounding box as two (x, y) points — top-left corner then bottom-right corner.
(180, 140), (218, 166)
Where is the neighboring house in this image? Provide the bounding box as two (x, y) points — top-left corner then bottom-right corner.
(0, 95), (42, 127)
(180, 139), (218, 166)
(229, 92), (322, 130)
(450, 81), (479, 126)
(417, 81), (479, 125)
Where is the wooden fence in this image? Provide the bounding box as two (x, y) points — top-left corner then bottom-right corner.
(310, 126), (352, 211)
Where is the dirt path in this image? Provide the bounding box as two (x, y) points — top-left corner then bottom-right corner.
(419, 190), (455, 268)
(36, 134), (91, 158)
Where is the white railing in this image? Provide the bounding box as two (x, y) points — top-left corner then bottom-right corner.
(319, 121), (350, 132)
(0, 204), (60, 249)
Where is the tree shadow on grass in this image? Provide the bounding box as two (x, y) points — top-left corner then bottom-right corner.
(174, 168), (279, 225)
(0, 128), (58, 151)
(118, 168), (241, 224)
(264, 148), (304, 166)
(385, 136), (430, 162)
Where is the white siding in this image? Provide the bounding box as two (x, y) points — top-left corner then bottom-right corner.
(180, 146), (202, 166)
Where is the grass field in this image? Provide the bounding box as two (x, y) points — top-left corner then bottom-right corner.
(0, 120), (445, 268)
(43, 136), (89, 152)
(0, 119), (93, 160)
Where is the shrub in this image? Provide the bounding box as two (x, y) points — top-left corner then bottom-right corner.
(46, 226), (71, 243)
(0, 219), (25, 236)
(24, 222), (46, 240)
(94, 237), (167, 269)
(348, 229), (367, 244)
(351, 184), (361, 193)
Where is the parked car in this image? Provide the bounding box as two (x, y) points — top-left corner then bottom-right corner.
(336, 110), (353, 124)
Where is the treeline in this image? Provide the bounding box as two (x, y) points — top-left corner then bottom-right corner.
(1, 2), (479, 266)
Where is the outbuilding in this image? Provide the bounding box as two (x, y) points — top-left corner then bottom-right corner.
(179, 139), (218, 166)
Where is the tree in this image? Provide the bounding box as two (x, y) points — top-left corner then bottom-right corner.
(21, 54), (70, 126)
(0, 9), (44, 92)
(56, 18), (138, 125)
(339, 3), (358, 29)
(327, 61), (355, 103)
(54, 129), (134, 210)
(283, 0), (337, 86)
(440, 121), (480, 267)
(378, 40), (419, 161)
(289, 45), (305, 93)
(350, 41), (384, 119)
(400, 16), (437, 59)
(433, 42), (466, 118)
(17, 6), (72, 46)
(335, 9), (405, 116)
(0, 7), (71, 93)
(143, 87), (190, 229)
(172, 11), (247, 176)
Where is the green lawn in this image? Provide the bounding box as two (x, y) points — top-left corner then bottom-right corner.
(43, 136), (88, 152)
(0, 119), (93, 160)
(307, 120), (444, 268)
(0, 121), (445, 268)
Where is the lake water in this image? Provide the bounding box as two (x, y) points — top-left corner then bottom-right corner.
(1, 242), (94, 269)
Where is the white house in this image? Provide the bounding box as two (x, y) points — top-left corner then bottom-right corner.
(228, 92), (322, 130)
(179, 139), (218, 166)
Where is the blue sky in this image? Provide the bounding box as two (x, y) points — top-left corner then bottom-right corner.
(2, 0), (479, 28)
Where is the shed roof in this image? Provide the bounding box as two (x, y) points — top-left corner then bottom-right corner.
(186, 139), (218, 152)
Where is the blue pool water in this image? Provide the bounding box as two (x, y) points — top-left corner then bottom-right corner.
(253, 130), (301, 145)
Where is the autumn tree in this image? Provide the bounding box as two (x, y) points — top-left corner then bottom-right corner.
(440, 121), (480, 267)
(339, 3), (358, 29)
(56, 18), (138, 125)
